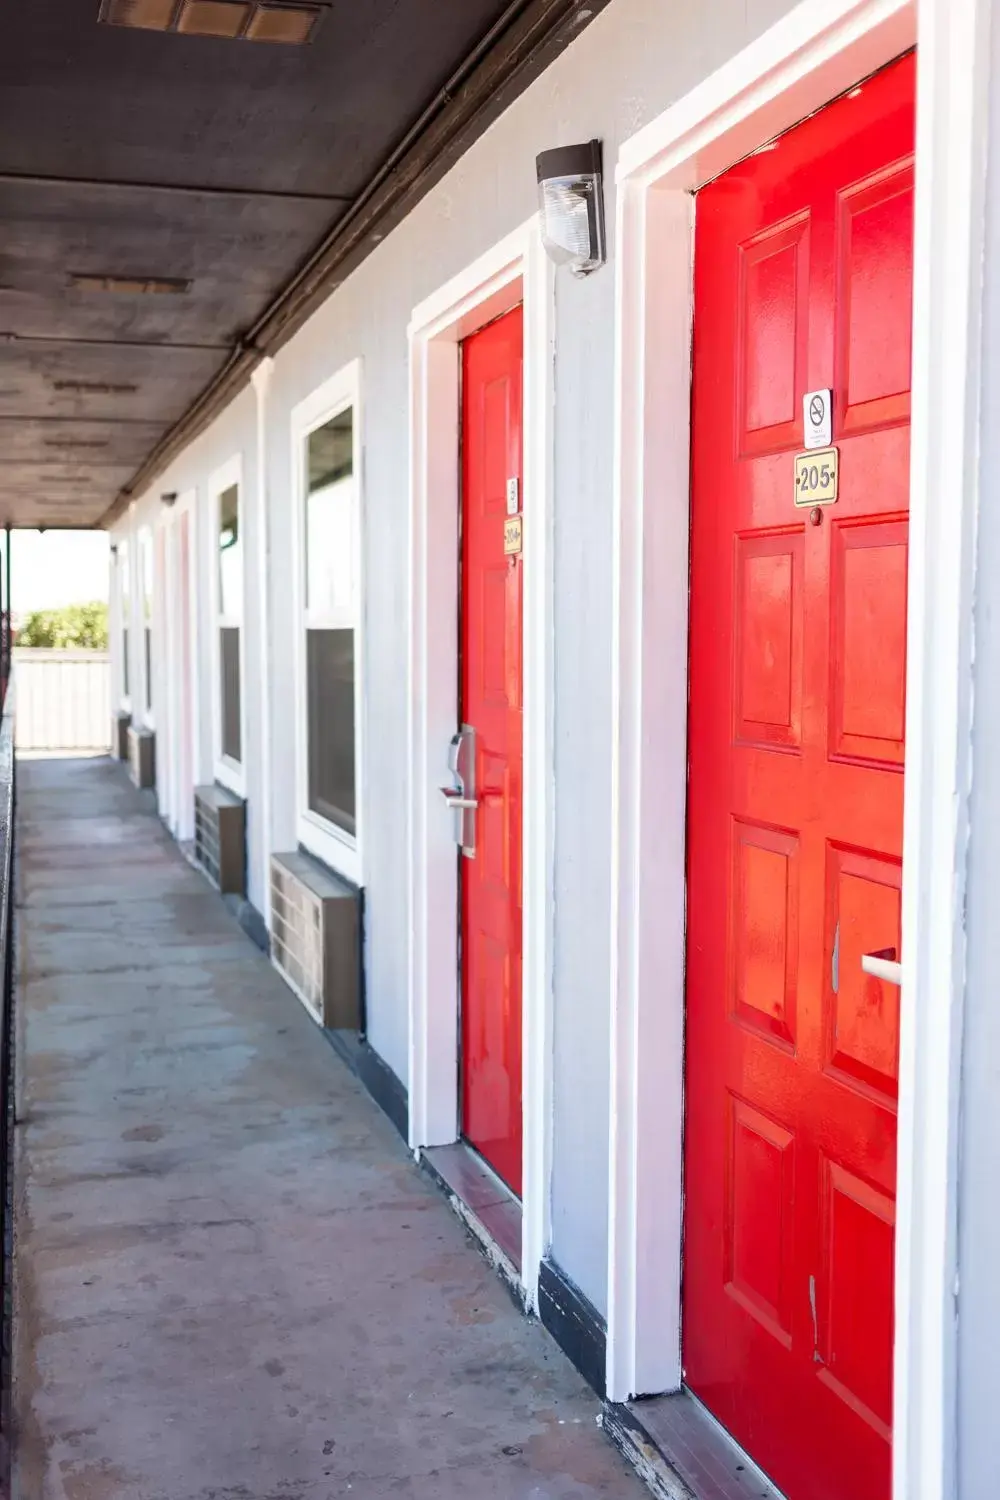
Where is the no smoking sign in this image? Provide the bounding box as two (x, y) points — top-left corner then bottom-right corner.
(803, 388), (832, 449)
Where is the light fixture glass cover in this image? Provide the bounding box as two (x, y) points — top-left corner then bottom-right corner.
(536, 140), (605, 276)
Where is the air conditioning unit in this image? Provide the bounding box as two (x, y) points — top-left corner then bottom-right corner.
(112, 709), (131, 761)
(194, 784), (246, 895)
(127, 724), (155, 788)
(270, 851), (361, 1030)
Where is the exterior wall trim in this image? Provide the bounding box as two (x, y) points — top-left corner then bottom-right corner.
(405, 218), (555, 1313)
(606, 3), (986, 1500)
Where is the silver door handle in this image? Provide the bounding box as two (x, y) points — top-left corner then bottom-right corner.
(439, 788), (478, 810)
(861, 948), (903, 986)
(444, 725), (477, 858)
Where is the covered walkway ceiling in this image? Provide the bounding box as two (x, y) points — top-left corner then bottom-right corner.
(0, 0), (605, 531)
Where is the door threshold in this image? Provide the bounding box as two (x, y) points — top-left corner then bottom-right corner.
(421, 1142), (522, 1295)
(603, 1390), (786, 1500)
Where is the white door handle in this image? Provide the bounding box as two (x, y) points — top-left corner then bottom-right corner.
(439, 788), (478, 810)
(861, 949), (903, 986)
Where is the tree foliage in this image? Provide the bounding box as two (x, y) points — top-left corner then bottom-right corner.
(17, 601), (109, 651)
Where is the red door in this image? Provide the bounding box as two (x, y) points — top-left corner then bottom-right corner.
(684, 55), (914, 1500)
(460, 306), (524, 1195)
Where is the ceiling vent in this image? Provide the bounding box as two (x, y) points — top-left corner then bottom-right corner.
(43, 438), (111, 450)
(69, 273), (191, 295)
(52, 379), (138, 394)
(99, 0), (323, 43)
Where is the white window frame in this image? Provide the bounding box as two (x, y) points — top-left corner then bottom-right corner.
(290, 360), (365, 886)
(138, 525), (155, 728)
(605, 7), (987, 1500)
(117, 535), (132, 712)
(405, 220), (555, 1313)
(209, 454), (246, 797)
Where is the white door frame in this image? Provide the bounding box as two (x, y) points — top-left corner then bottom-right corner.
(406, 220), (555, 1311)
(605, 8), (989, 1500)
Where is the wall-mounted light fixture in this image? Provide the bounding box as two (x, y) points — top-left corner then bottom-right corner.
(160, 491), (178, 507)
(535, 139), (605, 277)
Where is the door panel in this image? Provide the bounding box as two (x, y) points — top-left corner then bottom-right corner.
(460, 306), (524, 1196)
(684, 53), (914, 1500)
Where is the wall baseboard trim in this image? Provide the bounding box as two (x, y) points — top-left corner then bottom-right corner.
(326, 1028), (409, 1142)
(538, 1256), (607, 1398)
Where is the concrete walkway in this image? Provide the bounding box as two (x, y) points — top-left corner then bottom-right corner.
(11, 756), (645, 1500)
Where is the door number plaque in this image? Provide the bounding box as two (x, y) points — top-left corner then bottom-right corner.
(504, 515), (523, 555)
(794, 446), (839, 507)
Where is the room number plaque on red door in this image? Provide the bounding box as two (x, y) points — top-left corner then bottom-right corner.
(794, 446), (839, 506)
(504, 515), (523, 555)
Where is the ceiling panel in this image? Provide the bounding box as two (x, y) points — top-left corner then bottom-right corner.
(0, 342), (227, 422)
(0, 182), (340, 345)
(0, 0), (569, 527)
(0, 419), (167, 464)
(0, 0), (514, 197)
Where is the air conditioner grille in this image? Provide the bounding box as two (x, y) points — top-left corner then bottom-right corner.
(126, 725), (155, 789)
(193, 784), (246, 895)
(113, 710), (131, 762)
(269, 852), (360, 1031)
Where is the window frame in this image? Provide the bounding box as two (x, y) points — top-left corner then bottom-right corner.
(209, 455), (246, 797)
(290, 360), (365, 884)
(118, 535), (132, 711)
(138, 525), (155, 726)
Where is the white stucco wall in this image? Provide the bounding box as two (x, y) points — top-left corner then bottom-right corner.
(115, 0), (801, 1315)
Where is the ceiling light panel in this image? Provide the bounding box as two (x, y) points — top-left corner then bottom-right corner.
(98, 0), (322, 43)
(246, 5), (320, 43)
(100, 0), (175, 29)
(177, 0), (249, 36)
(69, 273), (191, 295)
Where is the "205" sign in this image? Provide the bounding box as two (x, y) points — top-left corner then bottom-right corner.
(794, 447), (839, 507)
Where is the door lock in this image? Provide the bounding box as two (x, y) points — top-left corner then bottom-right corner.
(441, 725), (477, 858)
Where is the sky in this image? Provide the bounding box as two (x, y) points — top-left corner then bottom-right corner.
(4, 531), (110, 616)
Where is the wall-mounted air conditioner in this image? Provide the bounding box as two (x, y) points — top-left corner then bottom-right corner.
(113, 709), (131, 762)
(270, 851), (360, 1031)
(193, 784), (246, 895)
(127, 724), (155, 788)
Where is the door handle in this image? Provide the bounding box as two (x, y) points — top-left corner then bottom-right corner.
(443, 726), (477, 858)
(861, 948), (903, 986)
(439, 788), (478, 810)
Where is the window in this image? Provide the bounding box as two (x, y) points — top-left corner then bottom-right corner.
(119, 539), (130, 701)
(215, 473), (243, 773)
(293, 366), (363, 879)
(139, 529), (153, 717)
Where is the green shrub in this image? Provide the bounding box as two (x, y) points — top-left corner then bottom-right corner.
(17, 602), (109, 651)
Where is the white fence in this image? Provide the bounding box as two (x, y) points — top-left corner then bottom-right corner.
(13, 649), (111, 753)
